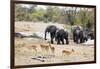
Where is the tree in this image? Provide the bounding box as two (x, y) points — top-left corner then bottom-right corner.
(32, 7), (45, 22)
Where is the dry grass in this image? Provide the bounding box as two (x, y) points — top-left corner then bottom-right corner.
(15, 38), (94, 65)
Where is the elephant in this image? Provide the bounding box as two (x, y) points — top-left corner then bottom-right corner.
(79, 30), (89, 43)
(88, 31), (94, 40)
(72, 25), (90, 44)
(44, 25), (58, 44)
(55, 29), (69, 44)
(72, 25), (82, 43)
(73, 27), (90, 44)
(73, 29), (82, 43)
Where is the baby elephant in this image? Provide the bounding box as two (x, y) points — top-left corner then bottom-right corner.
(55, 29), (69, 44)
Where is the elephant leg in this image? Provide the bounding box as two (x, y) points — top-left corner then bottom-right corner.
(74, 36), (77, 43)
(80, 38), (83, 43)
(50, 33), (55, 44)
(76, 39), (79, 44)
(60, 38), (64, 44)
(73, 33), (76, 42)
(76, 35), (79, 44)
(85, 37), (88, 42)
(83, 37), (87, 42)
(51, 38), (54, 44)
(57, 37), (60, 44)
(80, 36), (85, 43)
(65, 38), (69, 44)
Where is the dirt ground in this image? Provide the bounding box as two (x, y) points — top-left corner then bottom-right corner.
(15, 22), (94, 66)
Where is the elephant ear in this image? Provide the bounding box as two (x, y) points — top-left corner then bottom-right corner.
(56, 29), (59, 33)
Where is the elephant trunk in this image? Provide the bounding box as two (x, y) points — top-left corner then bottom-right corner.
(44, 30), (47, 40)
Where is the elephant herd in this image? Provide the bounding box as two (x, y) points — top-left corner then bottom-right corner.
(44, 25), (94, 44)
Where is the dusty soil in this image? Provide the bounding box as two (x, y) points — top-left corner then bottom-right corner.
(15, 22), (65, 32)
(15, 22), (94, 66)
